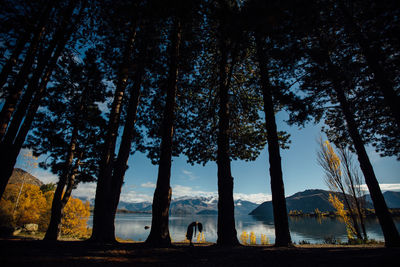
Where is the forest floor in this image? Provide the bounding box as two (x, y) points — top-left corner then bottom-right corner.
(0, 238), (398, 266)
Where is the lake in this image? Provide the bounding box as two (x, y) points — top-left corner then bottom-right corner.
(88, 214), (400, 244)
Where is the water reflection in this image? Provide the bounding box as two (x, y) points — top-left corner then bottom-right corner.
(88, 214), (400, 244)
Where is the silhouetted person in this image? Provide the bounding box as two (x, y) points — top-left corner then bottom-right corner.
(186, 221), (203, 246)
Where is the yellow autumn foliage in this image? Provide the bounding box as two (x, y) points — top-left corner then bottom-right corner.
(0, 183), (47, 227)
(250, 231), (256, 245)
(260, 234), (269, 245)
(0, 182), (90, 238)
(60, 198), (90, 237)
(328, 193), (356, 240)
(240, 231), (249, 245)
(324, 141), (341, 173)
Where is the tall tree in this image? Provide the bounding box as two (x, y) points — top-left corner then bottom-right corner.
(90, 0), (143, 243)
(22, 49), (107, 240)
(145, 7), (182, 248)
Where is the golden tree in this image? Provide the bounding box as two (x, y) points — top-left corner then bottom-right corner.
(318, 139), (367, 240)
(60, 197), (90, 238)
(0, 183), (46, 227)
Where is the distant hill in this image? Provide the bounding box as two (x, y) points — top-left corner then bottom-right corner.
(118, 201), (152, 212)
(250, 189), (337, 217)
(9, 168), (43, 187)
(365, 191), (400, 208)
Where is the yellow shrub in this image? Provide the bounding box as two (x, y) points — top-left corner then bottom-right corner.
(60, 197), (90, 238)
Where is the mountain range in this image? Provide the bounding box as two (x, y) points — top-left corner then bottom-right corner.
(118, 196), (259, 215)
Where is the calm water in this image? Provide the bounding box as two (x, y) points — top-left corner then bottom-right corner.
(88, 214), (400, 244)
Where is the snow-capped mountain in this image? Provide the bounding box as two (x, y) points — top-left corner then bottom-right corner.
(117, 195), (258, 215)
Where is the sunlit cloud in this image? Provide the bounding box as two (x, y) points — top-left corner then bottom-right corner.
(359, 183), (400, 192)
(141, 182), (156, 188)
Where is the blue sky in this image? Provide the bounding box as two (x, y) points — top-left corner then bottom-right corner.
(17, 109), (400, 204)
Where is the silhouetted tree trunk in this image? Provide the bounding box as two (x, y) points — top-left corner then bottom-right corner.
(338, 1), (400, 128)
(2, 4), (72, 147)
(90, 26), (137, 243)
(0, 33), (30, 90)
(215, 16), (240, 245)
(0, 2), (54, 89)
(255, 33), (292, 247)
(146, 17), (181, 248)
(44, 125), (79, 241)
(109, 57), (145, 235)
(0, 0), (83, 200)
(0, 2), (55, 140)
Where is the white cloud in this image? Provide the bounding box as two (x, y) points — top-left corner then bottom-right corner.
(359, 183), (400, 192)
(141, 182), (156, 188)
(172, 184), (216, 199)
(181, 169), (198, 181)
(119, 191), (153, 203)
(233, 193), (271, 204)
(73, 182), (97, 200)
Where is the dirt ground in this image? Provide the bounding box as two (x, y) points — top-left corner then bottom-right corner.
(0, 238), (398, 267)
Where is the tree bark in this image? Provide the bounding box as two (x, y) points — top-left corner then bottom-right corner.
(338, 0), (400, 128)
(215, 30), (240, 246)
(255, 33), (292, 247)
(108, 57), (145, 237)
(0, 1), (54, 89)
(0, 1), (55, 140)
(0, 33), (30, 90)
(145, 18), (181, 248)
(90, 26), (137, 244)
(44, 125), (79, 241)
